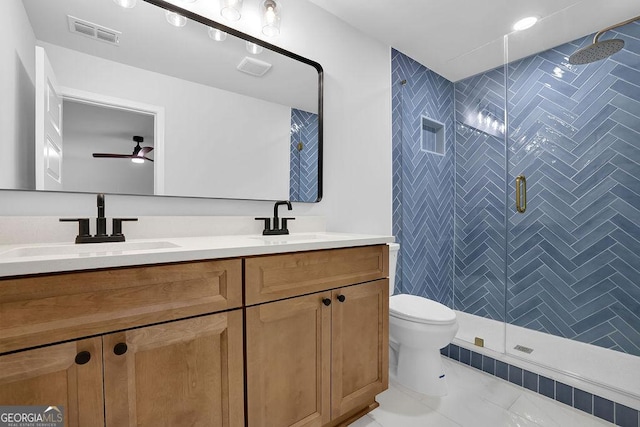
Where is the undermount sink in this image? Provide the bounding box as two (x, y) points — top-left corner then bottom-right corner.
(0, 241), (180, 259)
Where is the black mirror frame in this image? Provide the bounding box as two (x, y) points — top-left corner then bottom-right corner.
(143, 0), (324, 202)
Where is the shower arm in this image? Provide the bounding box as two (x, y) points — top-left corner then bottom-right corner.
(593, 15), (640, 43)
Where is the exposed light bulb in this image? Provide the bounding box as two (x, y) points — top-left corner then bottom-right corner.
(246, 41), (264, 55)
(261, 0), (281, 37)
(513, 16), (538, 32)
(113, 0), (137, 8)
(208, 27), (227, 41)
(221, 0), (243, 21)
(166, 11), (187, 27)
(265, 6), (276, 24)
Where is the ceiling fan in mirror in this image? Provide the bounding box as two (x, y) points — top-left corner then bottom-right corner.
(92, 136), (153, 163)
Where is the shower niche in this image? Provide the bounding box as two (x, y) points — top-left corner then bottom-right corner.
(420, 116), (445, 155)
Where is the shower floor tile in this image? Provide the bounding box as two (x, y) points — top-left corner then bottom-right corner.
(349, 358), (615, 427)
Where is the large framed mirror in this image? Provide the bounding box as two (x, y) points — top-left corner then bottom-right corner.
(2, 0), (323, 202)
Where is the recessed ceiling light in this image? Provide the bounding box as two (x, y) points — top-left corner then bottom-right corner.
(513, 16), (538, 31)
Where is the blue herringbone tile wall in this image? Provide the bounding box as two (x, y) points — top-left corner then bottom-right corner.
(391, 49), (455, 305)
(289, 108), (319, 202)
(393, 22), (640, 356)
(505, 22), (640, 356)
(454, 67), (507, 321)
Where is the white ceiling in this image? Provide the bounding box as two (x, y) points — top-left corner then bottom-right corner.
(22, 0), (319, 112)
(308, 0), (640, 81)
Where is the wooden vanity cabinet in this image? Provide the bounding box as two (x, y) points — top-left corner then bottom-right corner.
(330, 280), (389, 420)
(103, 311), (244, 427)
(0, 244), (389, 427)
(245, 245), (389, 427)
(0, 337), (104, 427)
(0, 258), (244, 427)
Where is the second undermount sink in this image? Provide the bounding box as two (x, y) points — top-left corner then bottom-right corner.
(0, 241), (180, 259)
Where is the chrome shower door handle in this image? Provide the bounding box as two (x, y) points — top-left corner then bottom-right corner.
(516, 175), (527, 213)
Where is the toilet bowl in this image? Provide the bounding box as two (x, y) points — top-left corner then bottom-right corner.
(387, 243), (459, 396)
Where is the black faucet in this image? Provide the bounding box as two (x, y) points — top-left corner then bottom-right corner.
(256, 200), (295, 235)
(96, 193), (107, 237)
(60, 194), (138, 243)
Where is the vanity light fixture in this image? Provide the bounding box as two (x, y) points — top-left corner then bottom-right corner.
(512, 16), (538, 31)
(261, 0), (281, 37)
(208, 27), (228, 41)
(113, 0), (137, 8)
(246, 41), (264, 55)
(166, 11), (187, 27)
(220, 0), (243, 21)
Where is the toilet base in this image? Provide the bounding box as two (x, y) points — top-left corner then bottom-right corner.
(396, 346), (449, 397)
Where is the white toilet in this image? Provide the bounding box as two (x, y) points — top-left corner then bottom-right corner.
(388, 243), (459, 396)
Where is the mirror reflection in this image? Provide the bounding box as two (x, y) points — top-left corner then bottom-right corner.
(2, 0), (322, 202)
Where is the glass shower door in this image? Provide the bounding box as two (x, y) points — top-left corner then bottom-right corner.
(452, 53), (508, 353)
(504, 17), (640, 393)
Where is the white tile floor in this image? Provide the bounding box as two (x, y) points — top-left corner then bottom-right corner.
(350, 358), (615, 427)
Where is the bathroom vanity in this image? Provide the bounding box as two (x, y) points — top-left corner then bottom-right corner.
(0, 233), (391, 427)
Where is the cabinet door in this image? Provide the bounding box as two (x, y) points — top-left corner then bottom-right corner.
(246, 292), (332, 427)
(331, 279), (389, 419)
(103, 311), (244, 427)
(0, 337), (104, 427)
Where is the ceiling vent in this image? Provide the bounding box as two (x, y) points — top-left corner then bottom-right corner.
(237, 57), (272, 77)
(67, 15), (121, 45)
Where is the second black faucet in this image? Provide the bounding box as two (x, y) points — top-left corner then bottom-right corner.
(255, 200), (295, 235)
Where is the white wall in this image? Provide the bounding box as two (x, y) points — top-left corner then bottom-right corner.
(0, 0), (392, 236)
(42, 41), (291, 201)
(62, 100), (155, 195)
(0, 0), (36, 190)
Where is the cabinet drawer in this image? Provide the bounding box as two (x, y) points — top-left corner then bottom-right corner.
(0, 259), (242, 354)
(245, 245), (388, 305)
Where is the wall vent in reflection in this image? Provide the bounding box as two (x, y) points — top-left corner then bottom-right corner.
(67, 15), (121, 45)
(237, 57), (272, 77)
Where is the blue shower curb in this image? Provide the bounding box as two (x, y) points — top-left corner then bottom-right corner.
(441, 344), (640, 427)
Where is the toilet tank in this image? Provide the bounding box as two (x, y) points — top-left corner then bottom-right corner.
(388, 243), (400, 296)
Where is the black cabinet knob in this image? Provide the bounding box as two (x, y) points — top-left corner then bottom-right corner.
(75, 351), (91, 365)
(322, 298), (331, 306)
(337, 294), (346, 303)
(113, 342), (128, 356)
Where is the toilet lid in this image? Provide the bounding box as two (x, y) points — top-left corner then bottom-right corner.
(389, 294), (456, 324)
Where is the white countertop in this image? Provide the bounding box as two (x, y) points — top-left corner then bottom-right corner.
(0, 232), (395, 278)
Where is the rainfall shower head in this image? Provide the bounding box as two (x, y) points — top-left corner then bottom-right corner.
(568, 15), (640, 65)
(569, 39), (625, 65)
